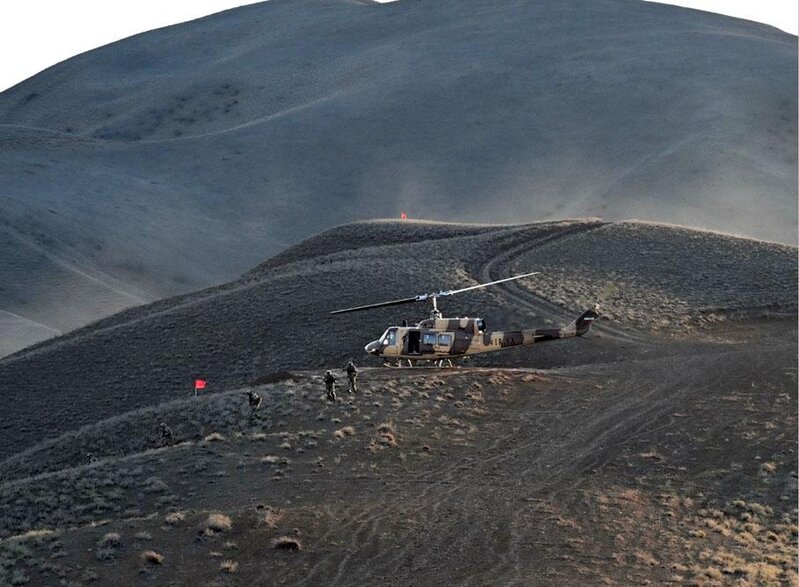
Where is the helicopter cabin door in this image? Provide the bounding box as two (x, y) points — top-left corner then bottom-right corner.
(407, 330), (421, 355)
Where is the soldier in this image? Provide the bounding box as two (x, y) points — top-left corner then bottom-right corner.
(247, 390), (262, 411)
(158, 422), (174, 447)
(344, 360), (358, 394)
(324, 370), (337, 402)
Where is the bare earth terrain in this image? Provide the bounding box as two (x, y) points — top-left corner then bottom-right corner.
(0, 220), (795, 585)
(0, 0), (796, 355)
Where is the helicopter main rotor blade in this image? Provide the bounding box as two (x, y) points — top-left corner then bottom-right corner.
(329, 271), (540, 315)
(434, 271), (540, 297)
(330, 296), (422, 315)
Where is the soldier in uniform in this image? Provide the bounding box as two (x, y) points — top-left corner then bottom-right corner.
(158, 422), (174, 447)
(344, 360), (358, 394)
(247, 390), (262, 411)
(324, 370), (337, 402)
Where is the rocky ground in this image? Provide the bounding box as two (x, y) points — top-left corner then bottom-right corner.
(0, 219), (795, 585)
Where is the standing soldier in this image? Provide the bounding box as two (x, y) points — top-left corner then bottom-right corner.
(158, 422), (174, 447)
(324, 370), (337, 402)
(247, 390), (262, 412)
(344, 360), (358, 394)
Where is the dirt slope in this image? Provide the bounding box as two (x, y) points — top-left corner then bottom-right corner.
(0, 219), (794, 459)
(0, 0), (795, 355)
(0, 356), (795, 584)
(0, 218), (795, 584)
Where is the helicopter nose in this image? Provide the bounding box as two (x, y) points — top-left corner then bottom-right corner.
(364, 340), (381, 355)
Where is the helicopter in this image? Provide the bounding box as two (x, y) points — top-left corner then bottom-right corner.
(330, 271), (601, 367)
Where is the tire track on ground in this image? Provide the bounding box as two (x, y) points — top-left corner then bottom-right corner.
(473, 221), (657, 346)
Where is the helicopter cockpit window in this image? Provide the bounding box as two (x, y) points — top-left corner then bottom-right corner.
(382, 328), (398, 346)
(476, 319), (486, 332)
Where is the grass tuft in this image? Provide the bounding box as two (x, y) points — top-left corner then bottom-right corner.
(220, 559), (239, 573)
(141, 550), (165, 565)
(273, 536), (302, 551)
(334, 426), (356, 439)
(206, 513), (233, 533)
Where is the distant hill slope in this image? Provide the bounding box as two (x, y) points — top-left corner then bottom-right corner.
(0, 0), (795, 355)
(0, 219), (795, 460)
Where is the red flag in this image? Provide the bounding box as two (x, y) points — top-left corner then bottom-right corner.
(401, 212), (407, 219)
(194, 379), (207, 390)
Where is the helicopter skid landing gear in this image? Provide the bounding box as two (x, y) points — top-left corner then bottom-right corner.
(382, 360), (415, 368)
(383, 359), (416, 369)
(434, 359), (454, 368)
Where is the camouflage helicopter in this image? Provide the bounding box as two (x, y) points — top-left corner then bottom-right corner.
(331, 272), (600, 367)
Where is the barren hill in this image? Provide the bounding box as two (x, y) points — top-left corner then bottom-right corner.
(0, 220), (796, 585)
(0, 0), (796, 355)
(0, 219), (794, 459)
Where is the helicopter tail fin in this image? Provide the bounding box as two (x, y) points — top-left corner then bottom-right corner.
(565, 304), (601, 337)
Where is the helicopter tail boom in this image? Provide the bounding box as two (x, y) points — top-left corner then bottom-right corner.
(476, 305), (600, 353)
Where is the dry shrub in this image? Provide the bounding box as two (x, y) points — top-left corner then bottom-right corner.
(759, 461), (777, 475)
(634, 551), (658, 566)
(744, 562), (782, 582)
(273, 536), (302, 551)
(164, 511), (185, 526)
(709, 550), (746, 574)
(135, 531), (152, 541)
(638, 450), (663, 461)
(207, 513), (232, 533)
(748, 503), (773, 517)
(263, 506), (283, 529)
(691, 565), (724, 581)
(377, 422), (395, 435)
(371, 422), (398, 449)
(204, 432), (225, 442)
(98, 532), (121, 548)
(261, 455), (280, 464)
(733, 532), (757, 547)
(333, 426), (355, 439)
(141, 550), (164, 565)
(704, 518), (733, 537)
(220, 559), (239, 573)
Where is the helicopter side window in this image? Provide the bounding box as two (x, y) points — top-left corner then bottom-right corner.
(438, 334), (453, 346)
(422, 333), (437, 345)
(476, 319), (486, 332)
(383, 328), (397, 346)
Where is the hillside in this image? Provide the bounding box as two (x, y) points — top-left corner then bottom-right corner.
(0, 219), (796, 584)
(0, 218), (795, 459)
(0, 0), (796, 355)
